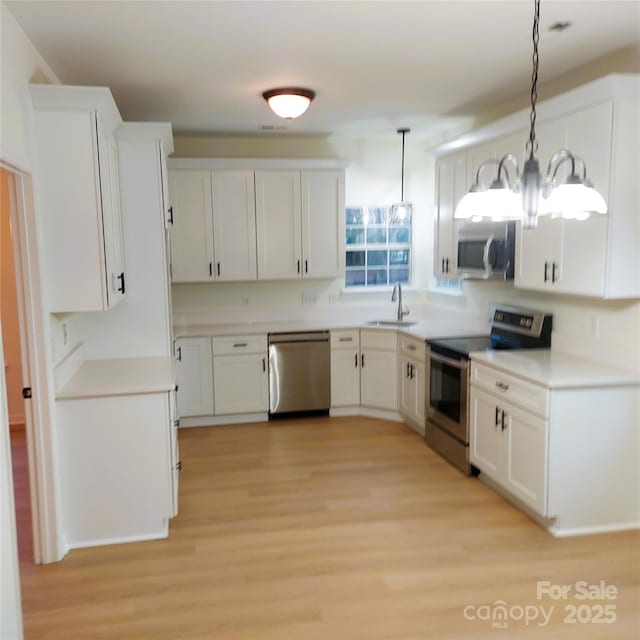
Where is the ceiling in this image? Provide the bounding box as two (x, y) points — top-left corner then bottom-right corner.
(6, 1), (640, 138)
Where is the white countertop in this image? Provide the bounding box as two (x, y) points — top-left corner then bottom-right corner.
(173, 316), (489, 342)
(57, 357), (176, 400)
(471, 349), (640, 389)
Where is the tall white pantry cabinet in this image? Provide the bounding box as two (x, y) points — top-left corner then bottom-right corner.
(167, 159), (346, 283)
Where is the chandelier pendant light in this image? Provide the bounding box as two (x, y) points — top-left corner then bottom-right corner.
(391, 128), (413, 222)
(454, 0), (608, 228)
(262, 87), (315, 119)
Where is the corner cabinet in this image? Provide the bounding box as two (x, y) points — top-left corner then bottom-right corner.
(167, 160), (346, 283)
(360, 330), (398, 411)
(30, 85), (126, 312)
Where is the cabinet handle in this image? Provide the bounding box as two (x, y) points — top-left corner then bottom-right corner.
(361, 353), (365, 368)
(552, 262), (558, 283)
(117, 272), (125, 294)
(233, 343), (248, 348)
(407, 344), (416, 351)
(355, 353), (358, 368)
(501, 411), (508, 431)
(441, 258), (445, 273)
(445, 258), (450, 273)
(495, 381), (509, 391)
(543, 261), (549, 283)
(495, 406), (500, 426)
(297, 260), (301, 274)
(339, 337), (353, 343)
(217, 262), (221, 277)
(209, 262), (213, 277)
(168, 206), (174, 225)
(176, 347), (182, 362)
(410, 364), (415, 379)
(262, 357), (266, 372)
(406, 363), (410, 378)
(305, 259), (308, 274)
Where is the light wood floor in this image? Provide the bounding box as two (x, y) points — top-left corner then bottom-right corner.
(12, 417), (640, 639)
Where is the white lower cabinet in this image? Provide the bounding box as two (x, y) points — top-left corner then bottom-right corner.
(212, 337), (268, 415)
(398, 335), (426, 434)
(470, 386), (548, 515)
(360, 330), (398, 411)
(175, 337), (214, 417)
(330, 330), (360, 408)
(56, 390), (177, 548)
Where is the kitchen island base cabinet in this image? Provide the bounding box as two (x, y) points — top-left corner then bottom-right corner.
(56, 392), (177, 549)
(470, 361), (639, 536)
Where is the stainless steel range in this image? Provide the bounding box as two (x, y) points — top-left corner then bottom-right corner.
(425, 306), (552, 475)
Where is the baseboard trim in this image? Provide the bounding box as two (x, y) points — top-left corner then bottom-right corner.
(179, 413), (268, 428)
(549, 521), (640, 538)
(64, 521), (169, 552)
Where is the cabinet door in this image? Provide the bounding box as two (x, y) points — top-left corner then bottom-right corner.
(505, 402), (549, 516)
(412, 360), (426, 427)
(515, 216), (562, 291)
(213, 353), (268, 414)
(330, 349), (360, 407)
(100, 129), (126, 307)
(212, 170), (258, 281)
(168, 390), (179, 517)
(168, 170), (215, 282)
(556, 216), (607, 296)
(301, 170), (344, 278)
(175, 337), (214, 417)
(399, 355), (415, 417)
(469, 387), (505, 481)
(360, 349), (398, 411)
(255, 170), (302, 279)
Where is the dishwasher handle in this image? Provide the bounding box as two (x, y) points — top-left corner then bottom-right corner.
(268, 331), (329, 344)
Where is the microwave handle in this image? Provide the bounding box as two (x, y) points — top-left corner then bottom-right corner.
(483, 235), (495, 277)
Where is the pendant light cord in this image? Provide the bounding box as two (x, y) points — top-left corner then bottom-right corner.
(401, 130), (405, 202)
(527, 0), (540, 160)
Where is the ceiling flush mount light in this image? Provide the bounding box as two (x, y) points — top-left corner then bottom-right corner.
(391, 128), (413, 222)
(455, 0), (607, 229)
(262, 87), (315, 119)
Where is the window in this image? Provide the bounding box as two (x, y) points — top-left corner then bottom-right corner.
(345, 206), (411, 287)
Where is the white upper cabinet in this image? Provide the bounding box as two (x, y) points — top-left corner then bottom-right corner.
(301, 170), (345, 278)
(434, 151), (466, 277)
(30, 85), (125, 312)
(169, 170), (215, 282)
(435, 75), (639, 299)
(212, 171), (257, 281)
(255, 170), (303, 280)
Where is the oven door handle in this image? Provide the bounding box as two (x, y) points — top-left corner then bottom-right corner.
(428, 351), (469, 370)
(482, 235), (495, 278)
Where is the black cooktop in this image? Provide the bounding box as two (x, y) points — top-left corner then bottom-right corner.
(428, 335), (493, 361)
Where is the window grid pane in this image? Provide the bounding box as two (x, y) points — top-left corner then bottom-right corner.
(345, 205), (411, 288)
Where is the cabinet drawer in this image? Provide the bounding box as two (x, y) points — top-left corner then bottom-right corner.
(212, 335), (267, 356)
(360, 329), (397, 351)
(471, 362), (549, 418)
(330, 329), (360, 349)
(399, 334), (426, 362)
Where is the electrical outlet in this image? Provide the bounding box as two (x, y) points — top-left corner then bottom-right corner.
(302, 292), (317, 305)
(241, 297), (250, 306)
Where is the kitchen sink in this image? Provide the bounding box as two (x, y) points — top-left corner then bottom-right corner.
(366, 320), (417, 327)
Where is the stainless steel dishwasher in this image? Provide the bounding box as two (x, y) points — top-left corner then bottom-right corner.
(268, 331), (330, 415)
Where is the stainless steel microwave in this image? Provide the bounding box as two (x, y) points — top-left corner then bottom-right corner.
(456, 221), (515, 280)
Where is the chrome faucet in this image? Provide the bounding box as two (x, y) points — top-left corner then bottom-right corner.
(391, 282), (409, 322)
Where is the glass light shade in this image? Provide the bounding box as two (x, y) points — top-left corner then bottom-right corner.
(544, 182), (608, 219)
(265, 93), (312, 119)
(454, 187), (521, 221)
(454, 189), (487, 219)
(391, 202), (412, 222)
